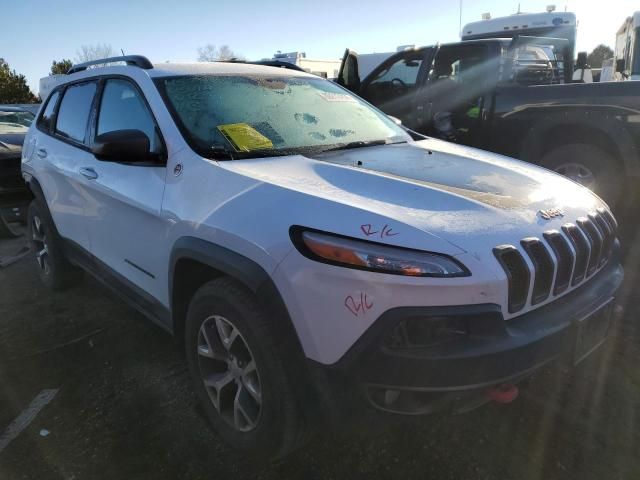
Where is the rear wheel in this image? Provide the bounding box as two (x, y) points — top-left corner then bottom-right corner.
(185, 277), (307, 458)
(540, 144), (622, 208)
(27, 200), (82, 290)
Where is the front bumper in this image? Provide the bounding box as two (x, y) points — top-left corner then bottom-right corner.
(311, 255), (623, 416)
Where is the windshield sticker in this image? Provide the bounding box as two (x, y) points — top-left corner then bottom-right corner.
(317, 92), (357, 103)
(217, 123), (274, 152)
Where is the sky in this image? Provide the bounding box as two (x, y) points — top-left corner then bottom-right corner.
(1, 0), (636, 94)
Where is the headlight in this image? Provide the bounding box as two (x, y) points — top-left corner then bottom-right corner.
(291, 228), (469, 277)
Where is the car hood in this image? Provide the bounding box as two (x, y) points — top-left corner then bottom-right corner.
(220, 139), (607, 258)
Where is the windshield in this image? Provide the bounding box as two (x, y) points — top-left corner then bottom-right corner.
(155, 75), (411, 159)
(0, 110), (34, 134)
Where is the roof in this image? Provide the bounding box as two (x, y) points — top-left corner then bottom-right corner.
(39, 60), (316, 99)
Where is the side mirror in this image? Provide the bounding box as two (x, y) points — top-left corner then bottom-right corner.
(616, 59), (627, 75)
(92, 129), (151, 163)
(388, 115), (402, 126)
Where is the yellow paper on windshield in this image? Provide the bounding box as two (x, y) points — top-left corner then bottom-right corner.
(217, 123), (273, 152)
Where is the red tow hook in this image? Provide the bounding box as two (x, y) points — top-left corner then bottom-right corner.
(486, 383), (519, 404)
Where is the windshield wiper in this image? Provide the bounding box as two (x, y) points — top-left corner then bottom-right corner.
(322, 139), (406, 152)
(206, 145), (291, 160)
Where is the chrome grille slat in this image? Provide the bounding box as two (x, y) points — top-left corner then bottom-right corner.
(543, 230), (574, 295)
(495, 209), (617, 315)
(592, 212), (614, 265)
(520, 238), (554, 305)
(562, 223), (590, 285)
(493, 245), (530, 314)
(577, 217), (603, 277)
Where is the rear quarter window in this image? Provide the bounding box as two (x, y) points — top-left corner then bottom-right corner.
(37, 91), (61, 132)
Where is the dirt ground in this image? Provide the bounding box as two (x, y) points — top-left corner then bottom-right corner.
(0, 222), (639, 480)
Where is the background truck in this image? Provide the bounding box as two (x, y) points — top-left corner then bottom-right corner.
(337, 37), (640, 208)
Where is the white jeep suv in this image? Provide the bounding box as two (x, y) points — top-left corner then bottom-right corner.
(22, 55), (623, 458)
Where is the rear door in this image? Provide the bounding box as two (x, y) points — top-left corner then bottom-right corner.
(358, 48), (432, 130)
(80, 77), (168, 301)
(34, 81), (98, 251)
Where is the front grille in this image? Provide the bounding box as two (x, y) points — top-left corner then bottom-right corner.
(494, 209), (617, 314)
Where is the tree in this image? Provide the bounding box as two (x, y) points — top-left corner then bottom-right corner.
(0, 58), (37, 104)
(75, 43), (114, 63)
(587, 44), (614, 69)
(50, 59), (73, 75)
(197, 44), (242, 62)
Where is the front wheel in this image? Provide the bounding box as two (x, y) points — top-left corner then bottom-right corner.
(185, 277), (307, 459)
(540, 144), (622, 208)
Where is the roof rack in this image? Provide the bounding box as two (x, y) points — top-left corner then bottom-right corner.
(67, 55), (153, 75)
(223, 59), (306, 72)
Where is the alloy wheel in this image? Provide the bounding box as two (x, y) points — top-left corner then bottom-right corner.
(197, 315), (262, 432)
(31, 215), (50, 275)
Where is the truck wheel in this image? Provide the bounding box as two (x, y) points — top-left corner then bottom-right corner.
(185, 277), (307, 459)
(27, 200), (82, 290)
(540, 144), (622, 208)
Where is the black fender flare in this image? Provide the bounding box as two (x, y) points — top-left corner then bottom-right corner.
(519, 111), (640, 177)
(169, 236), (319, 418)
(168, 236), (300, 348)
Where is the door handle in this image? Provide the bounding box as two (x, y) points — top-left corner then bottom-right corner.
(79, 167), (98, 180)
(36, 148), (47, 158)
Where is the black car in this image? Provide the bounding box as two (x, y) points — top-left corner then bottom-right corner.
(0, 105), (37, 223)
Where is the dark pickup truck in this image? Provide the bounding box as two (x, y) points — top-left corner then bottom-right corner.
(337, 38), (640, 208)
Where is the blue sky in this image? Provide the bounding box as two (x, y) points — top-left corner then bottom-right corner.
(1, 0), (634, 94)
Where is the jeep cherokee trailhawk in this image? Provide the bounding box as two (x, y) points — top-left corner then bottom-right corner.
(22, 55), (623, 458)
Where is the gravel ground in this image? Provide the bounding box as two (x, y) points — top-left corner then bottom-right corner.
(0, 223), (639, 480)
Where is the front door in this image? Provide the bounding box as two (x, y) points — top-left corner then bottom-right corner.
(81, 77), (169, 302)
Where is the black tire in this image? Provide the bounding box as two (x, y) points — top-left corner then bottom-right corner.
(185, 277), (307, 459)
(539, 144), (622, 208)
(27, 200), (82, 290)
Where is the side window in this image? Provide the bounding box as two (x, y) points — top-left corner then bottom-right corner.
(55, 82), (97, 143)
(97, 79), (161, 154)
(430, 45), (490, 85)
(37, 91), (60, 132)
(428, 45), (490, 147)
(369, 53), (424, 87)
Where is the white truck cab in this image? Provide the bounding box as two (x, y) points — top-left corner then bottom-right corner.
(22, 55), (623, 458)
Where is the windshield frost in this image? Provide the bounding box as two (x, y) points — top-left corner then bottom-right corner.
(156, 75), (410, 158)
